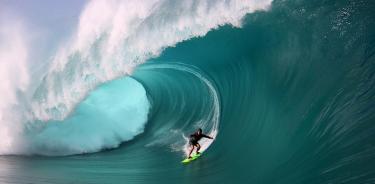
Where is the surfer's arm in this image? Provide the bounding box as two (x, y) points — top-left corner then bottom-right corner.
(202, 134), (213, 139)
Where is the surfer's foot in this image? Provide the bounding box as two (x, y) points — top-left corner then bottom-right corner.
(196, 151), (200, 154)
(188, 156), (192, 159)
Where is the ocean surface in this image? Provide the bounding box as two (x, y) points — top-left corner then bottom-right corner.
(1, 0), (375, 183)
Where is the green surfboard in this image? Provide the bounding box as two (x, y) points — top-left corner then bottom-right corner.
(182, 152), (202, 164)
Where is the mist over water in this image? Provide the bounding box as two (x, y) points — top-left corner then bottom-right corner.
(0, 0), (375, 183)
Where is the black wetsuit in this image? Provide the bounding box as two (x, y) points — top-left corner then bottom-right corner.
(189, 133), (211, 146)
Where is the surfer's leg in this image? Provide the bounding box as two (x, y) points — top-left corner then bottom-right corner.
(196, 143), (201, 154)
(188, 145), (194, 158)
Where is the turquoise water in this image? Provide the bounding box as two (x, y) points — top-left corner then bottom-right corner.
(1, 0), (375, 183)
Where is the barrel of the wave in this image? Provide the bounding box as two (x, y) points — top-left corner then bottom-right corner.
(25, 77), (151, 156)
(136, 63), (220, 163)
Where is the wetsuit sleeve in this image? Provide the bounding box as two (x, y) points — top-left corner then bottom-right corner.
(202, 134), (213, 139)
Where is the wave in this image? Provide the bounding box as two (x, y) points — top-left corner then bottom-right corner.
(0, 0), (272, 155)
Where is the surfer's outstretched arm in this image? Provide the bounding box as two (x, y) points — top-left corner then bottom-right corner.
(202, 134), (213, 139)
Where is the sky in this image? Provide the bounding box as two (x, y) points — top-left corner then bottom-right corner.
(1, 0), (85, 30)
(0, 0), (87, 64)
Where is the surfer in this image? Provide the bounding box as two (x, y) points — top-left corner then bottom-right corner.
(187, 128), (213, 159)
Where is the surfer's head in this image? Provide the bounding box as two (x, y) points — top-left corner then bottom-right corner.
(197, 128), (202, 134)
